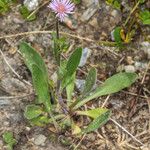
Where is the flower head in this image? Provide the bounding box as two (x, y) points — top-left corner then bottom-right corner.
(48, 0), (75, 22)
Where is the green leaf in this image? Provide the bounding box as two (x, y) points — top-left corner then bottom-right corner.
(76, 108), (109, 119)
(19, 5), (36, 21)
(19, 42), (47, 77)
(73, 72), (137, 110)
(139, 0), (145, 4)
(82, 110), (111, 134)
(66, 48), (82, 76)
(0, 0), (10, 14)
(31, 65), (51, 111)
(30, 114), (65, 126)
(61, 48), (82, 89)
(30, 115), (51, 126)
(82, 68), (97, 96)
(19, 42), (51, 111)
(139, 10), (150, 25)
(66, 73), (75, 106)
(3, 131), (17, 150)
(114, 27), (123, 48)
(24, 104), (43, 120)
(72, 0), (81, 4)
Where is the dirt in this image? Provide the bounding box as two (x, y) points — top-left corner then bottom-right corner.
(0, 0), (150, 150)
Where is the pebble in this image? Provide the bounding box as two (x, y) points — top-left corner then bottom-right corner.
(0, 99), (11, 107)
(51, 72), (57, 84)
(110, 29), (115, 41)
(135, 61), (148, 71)
(82, 0), (99, 7)
(1, 77), (27, 94)
(81, 4), (98, 22)
(79, 48), (91, 67)
(33, 134), (47, 146)
(24, 0), (39, 11)
(75, 79), (85, 92)
(63, 16), (78, 30)
(124, 65), (136, 73)
(141, 41), (150, 59)
(87, 133), (95, 141)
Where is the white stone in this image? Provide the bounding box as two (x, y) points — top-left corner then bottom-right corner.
(125, 65), (136, 73)
(24, 0), (39, 11)
(79, 48), (91, 67)
(34, 134), (47, 146)
(141, 41), (150, 59)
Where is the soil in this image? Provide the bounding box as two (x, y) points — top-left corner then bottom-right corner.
(0, 0), (150, 150)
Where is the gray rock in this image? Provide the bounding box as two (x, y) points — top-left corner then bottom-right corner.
(135, 61), (148, 71)
(79, 48), (91, 67)
(82, 0), (99, 7)
(125, 65), (136, 73)
(87, 133), (96, 141)
(34, 134), (47, 146)
(110, 29), (115, 41)
(1, 77), (27, 94)
(51, 72), (57, 84)
(9, 113), (22, 124)
(141, 41), (150, 59)
(75, 79), (85, 92)
(81, 4), (98, 22)
(0, 99), (11, 107)
(24, 0), (39, 11)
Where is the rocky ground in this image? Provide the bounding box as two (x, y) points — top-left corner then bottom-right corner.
(0, 0), (150, 150)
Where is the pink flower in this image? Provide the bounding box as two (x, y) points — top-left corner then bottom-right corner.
(48, 0), (75, 22)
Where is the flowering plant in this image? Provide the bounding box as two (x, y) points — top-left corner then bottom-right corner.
(48, 0), (75, 22)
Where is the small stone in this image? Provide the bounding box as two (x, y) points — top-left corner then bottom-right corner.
(135, 62), (148, 71)
(141, 41), (150, 59)
(82, 0), (99, 7)
(34, 134), (47, 146)
(79, 48), (91, 67)
(110, 29), (115, 41)
(10, 113), (22, 124)
(75, 79), (85, 92)
(0, 99), (11, 107)
(89, 17), (98, 27)
(51, 72), (58, 84)
(125, 65), (136, 73)
(63, 16), (78, 30)
(81, 4), (98, 22)
(126, 56), (134, 65)
(24, 0), (39, 11)
(87, 133), (95, 141)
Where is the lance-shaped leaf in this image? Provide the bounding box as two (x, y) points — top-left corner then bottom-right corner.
(31, 65), (51, 111)
(19, 42), (51, 111)
(66, 73), (75, 106)
(82, 110), (111, 134)
(82, 67), (97, 96)
(61, 48), (82, 89)
(76, 108), (109, 119)
(19, 42), (48, 78)
(66, 48), (82, 76)
(73, 72), (137, 110)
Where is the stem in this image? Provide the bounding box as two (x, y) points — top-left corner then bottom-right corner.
(55, 19), (68, 114)
(56, 19), (60, 39)
(124, 0), (140, 26)
(56, 19), (61, 66)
